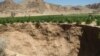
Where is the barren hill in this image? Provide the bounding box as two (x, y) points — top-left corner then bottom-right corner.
(86, 3), (100, 9)
(0, 0), (67, 13)
(0, 0), (19, 11)
(0, 0), (99, 17)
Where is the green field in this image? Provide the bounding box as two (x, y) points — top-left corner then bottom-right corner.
(0, 15), (100, 25)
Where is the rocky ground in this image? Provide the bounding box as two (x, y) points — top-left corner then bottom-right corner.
(0, 23), (99, 56)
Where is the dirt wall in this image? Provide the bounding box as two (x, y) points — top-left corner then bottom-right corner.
(0, 23), (99, 56)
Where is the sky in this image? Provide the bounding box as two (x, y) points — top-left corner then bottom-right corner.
(0, 0), (100, 6)
(45, 0), (100, 6)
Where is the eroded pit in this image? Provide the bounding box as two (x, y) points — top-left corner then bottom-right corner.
(0, 23), (100, 56)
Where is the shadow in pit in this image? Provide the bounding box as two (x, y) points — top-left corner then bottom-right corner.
(78, 26), (100, 56)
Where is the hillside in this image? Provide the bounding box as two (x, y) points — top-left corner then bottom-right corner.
(0, 0), (97, 17)
(86, 3), (100, 9)
(0, 0), (67, 13)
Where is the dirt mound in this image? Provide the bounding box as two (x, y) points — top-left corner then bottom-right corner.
(0, 23), (99, 56)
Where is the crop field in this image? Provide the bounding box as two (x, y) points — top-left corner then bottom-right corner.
(0, 15), (100, 25)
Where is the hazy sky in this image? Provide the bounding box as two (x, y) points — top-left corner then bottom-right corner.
(45, 0), (100, 6)
(0, 0), (100, 6)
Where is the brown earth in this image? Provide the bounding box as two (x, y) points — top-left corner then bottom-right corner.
(0, 23), (99, 56)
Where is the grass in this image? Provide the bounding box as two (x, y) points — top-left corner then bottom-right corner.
(0, 14), (99, 25)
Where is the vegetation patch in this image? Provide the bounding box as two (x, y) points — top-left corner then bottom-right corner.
(0, 15), (99, 26)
